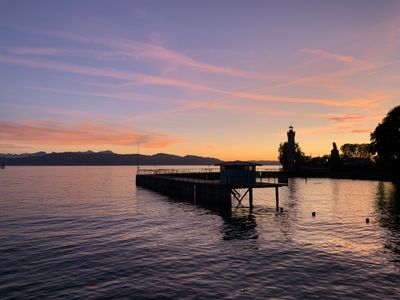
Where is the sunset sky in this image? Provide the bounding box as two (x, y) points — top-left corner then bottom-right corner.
(1, 0), (400, 160)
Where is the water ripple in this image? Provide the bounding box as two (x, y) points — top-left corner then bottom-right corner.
(1, 167), (400, 299)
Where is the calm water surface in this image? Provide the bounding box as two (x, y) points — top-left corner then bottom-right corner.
(1, 166), (400, 299)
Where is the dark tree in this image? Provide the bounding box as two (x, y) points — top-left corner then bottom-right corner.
(370, 106), (400, 172)
(340, 143), (375, 161)
(278, 142), (305, 170)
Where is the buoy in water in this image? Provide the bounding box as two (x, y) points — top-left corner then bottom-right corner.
(312, 212), (316, 217)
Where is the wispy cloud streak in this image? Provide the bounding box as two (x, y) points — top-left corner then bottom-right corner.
(301, 48), (362, 65)
(36, 31), (274, 80)
(0, 144), (31, 150)
(5, 47), (123, 60)
(0, 54), (372, 108)
(1, 102), (96, 118)
(329, 114), (366, 122)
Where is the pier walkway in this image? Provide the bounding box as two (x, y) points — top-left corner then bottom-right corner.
(136, 168), (287, 210)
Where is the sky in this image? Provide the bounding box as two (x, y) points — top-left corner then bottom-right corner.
(0, 0), (400, 160)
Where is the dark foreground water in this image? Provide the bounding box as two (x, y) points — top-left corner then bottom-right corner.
(1, 166), (400, 299)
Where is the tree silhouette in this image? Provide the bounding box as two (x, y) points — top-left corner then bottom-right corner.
(340, 143), (375, 161)
(278, 142), (305, 170)
(370, 106), (400, 173)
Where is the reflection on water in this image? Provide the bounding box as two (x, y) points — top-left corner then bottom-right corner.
(1, 167), (400, 299)
(374, 182), (400, 264)
(375, 182), (400, 228)
(221, 207), (258, 241)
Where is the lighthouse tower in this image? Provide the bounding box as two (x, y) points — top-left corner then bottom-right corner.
(287, 124), (296, 170)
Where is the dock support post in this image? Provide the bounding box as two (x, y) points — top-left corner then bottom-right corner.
(193, 184), (196, 204)
(275, 186), (279, 211)
(249, 188), (253, 208)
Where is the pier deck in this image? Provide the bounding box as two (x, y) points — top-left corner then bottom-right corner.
(136, 169), (287, 210)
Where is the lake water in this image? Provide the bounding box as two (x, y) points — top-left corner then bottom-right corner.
(1, 166), (400, 299)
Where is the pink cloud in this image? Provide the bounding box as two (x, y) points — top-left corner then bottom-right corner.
(263, 41), (400, 101)
(301, 48), (362, 65)
(388, 75), (400, 81)
(0, 54), (217, 92)
(0, 120), (180, 148)
(0, 54), (376, 108)
(225, 90), (374, 107)
(43, 31), (276, 81)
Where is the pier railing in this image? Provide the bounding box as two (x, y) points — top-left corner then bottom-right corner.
(136, 167), (287, 210)
(136, 168), (285, 184)
(137, 167), (281, 175)
(137, 168), (219, 175)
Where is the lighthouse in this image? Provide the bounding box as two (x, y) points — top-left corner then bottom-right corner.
(287, 124), (296, 170)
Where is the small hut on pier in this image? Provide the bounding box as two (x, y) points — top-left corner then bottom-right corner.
(217, 161), (261, 185)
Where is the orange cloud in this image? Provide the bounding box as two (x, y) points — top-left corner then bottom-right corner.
(329, 114), (366, 122)
(352, 129), (373, 133)
(143, 138), (181, 148)
(328, 113), (385, 123)
(297, 123), (372, 136)
(0, 120), (180, 149)
(206, 144), (216, 150)
(0, 144), (31, 150)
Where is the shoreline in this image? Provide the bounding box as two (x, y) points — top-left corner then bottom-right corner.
(278, 170), (399, 183)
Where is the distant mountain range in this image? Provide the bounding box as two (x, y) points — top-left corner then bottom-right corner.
(0, 151), (222, 166)
(0, 151), (279, 166)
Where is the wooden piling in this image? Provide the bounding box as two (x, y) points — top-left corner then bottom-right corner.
(249, 188), (253, 208)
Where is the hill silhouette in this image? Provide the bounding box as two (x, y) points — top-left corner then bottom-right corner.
(0, 151), (223, 166)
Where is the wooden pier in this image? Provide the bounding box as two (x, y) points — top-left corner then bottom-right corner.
(136, 164), (288, 210)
